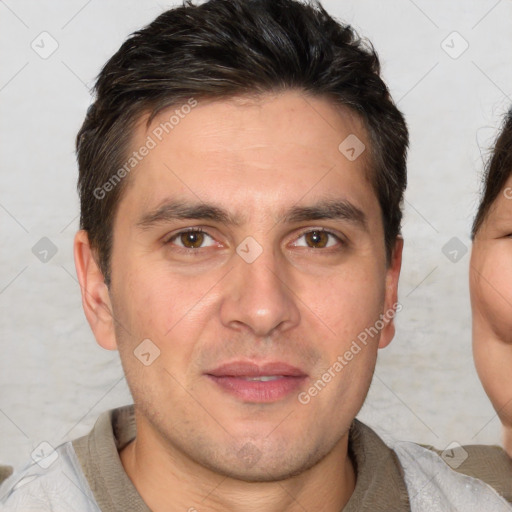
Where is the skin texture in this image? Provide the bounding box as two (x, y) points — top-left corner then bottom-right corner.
(74, 90), (402, 512)
(471, 175), (512, 457)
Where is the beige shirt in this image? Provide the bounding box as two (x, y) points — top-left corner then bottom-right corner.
(71, 405), (512, 511)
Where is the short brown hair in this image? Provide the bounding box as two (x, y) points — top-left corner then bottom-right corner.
(76, 0), (408, 285)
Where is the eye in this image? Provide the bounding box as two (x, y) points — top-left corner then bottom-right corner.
(292, 229), (344, 249)
(165, 228), (216, 250)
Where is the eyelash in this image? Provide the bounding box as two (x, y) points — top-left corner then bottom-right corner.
(164, 227), (345, 253)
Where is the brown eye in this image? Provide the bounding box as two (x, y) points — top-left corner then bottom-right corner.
(305, 230), (329, 248)
(180, 231), (205, 248)
(167, 229), (215, 250)
(293, 229), (343, 249)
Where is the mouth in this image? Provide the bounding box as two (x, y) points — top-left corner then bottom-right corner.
(205, 361), (308, 403)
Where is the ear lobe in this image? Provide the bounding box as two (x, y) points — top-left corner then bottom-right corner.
(378, 237), (403, 349)
(74, 230), (118, 350)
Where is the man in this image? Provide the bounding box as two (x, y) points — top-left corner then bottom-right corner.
(1, 0), (511, 510)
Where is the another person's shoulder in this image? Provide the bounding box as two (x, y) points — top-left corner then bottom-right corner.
(433, 441), (512, 502)
(352, 419), (512, 510)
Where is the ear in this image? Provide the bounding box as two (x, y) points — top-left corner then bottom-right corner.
(378, 236), (403, 349)
(74, 230), (118, 350)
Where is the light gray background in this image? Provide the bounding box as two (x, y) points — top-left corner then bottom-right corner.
(1, 0), (511, 471)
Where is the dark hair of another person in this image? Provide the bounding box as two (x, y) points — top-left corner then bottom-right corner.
(76, 0), (408, 285)
(472, 108), (512, 238)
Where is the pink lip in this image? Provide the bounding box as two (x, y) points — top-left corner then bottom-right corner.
(206, 361), (307, 403)
(207, 361), (307, 378)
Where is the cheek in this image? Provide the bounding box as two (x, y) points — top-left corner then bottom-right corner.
(309, 264), (386, 347)
(114, 259), (213, 337)
(474, 245), (512, 339)
(110, 270), (209, 400)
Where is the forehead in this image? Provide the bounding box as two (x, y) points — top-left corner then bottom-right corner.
(118, 90), (378, 223)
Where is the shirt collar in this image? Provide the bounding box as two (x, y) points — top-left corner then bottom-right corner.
(73, 405), (410, 512)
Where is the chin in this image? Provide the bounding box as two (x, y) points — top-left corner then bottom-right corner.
(192, 439), (329, 483)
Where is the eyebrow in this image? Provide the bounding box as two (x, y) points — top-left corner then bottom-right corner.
(137, 198), (368, 231)
(281, 199), (367, 229)
(137, 201), (241, 229)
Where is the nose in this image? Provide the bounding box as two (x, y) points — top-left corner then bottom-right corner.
(219, 244), (301, 338)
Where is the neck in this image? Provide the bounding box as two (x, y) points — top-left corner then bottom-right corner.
(120, 416), (356, 512)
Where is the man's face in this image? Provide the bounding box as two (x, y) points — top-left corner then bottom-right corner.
(93, 91), (400, 480)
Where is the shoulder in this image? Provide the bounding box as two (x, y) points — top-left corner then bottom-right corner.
(429, 442), (512, 502)
(392, 438), (512, 510)
(352, 420), (512, 510)
(0, 441), (99, 512)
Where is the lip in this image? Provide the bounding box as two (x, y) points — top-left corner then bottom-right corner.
(206, 361), (308, 403)
(207, 361), (307, 378)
